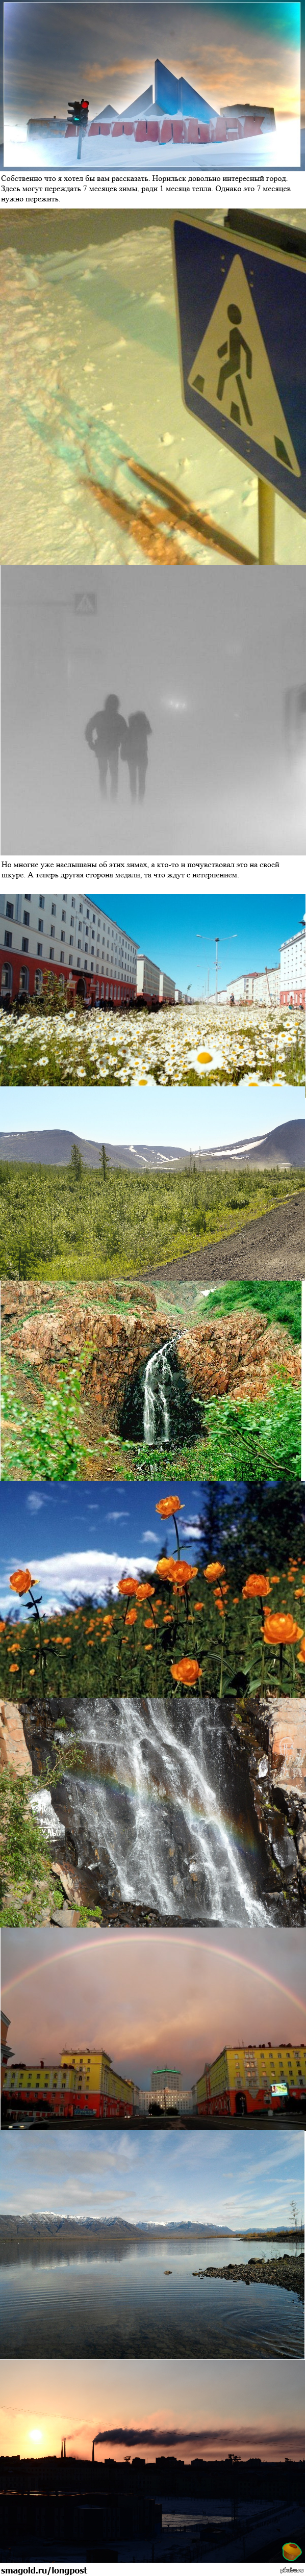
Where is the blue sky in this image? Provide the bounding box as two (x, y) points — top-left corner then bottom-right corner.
(91, 894), (305, 997)
(0, 1082), (302, 1151)
(0, 1478), (205, 1618)
(1, 2126), (303, 2227)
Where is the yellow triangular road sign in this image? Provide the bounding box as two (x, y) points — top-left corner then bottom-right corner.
(188, 252), (300, 476)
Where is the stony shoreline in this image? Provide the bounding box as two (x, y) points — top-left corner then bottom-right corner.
(193, 2255), (304, 2300)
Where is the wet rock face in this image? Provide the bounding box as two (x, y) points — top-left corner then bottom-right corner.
(3, 1285), (300, 1432)
(232, 1695), (306, 1919)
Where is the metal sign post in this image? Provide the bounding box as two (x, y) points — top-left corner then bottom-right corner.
(171, 215), (306, 562)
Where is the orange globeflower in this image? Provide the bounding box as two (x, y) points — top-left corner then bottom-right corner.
(204, 1563), (226, 1584)
(171, 1563), (198, 1588)
(124, 1607), (138, 1628)
(135, 1584), (155, 1604)
(144, 1617), (155, 1630)
(102, 1615), (114, 1630)
(156, 1556), (177, 1581)
(118, 1577), (140, 1597)
(171, 1657), (202, 1686)
(242, 1574), (271, 1599)
(156, 1497), (182, 1520)
(10, 1569), (33, 1596)
(262, 1613), (303, 1646)
(297, 1643), (305, 1664)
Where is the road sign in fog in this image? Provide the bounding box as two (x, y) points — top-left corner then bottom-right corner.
(172, 217), (306, 509)
(74, 591), (97, 614)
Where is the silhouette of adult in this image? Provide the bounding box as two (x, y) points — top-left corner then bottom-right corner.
(122, 710), (152, 802)
(85, 694), (128, 799)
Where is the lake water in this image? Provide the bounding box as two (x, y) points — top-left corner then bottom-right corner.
(0, 2235), (303, 2359)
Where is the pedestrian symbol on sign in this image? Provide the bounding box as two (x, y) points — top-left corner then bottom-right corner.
(217, 302), (252, 426)
(189, 252), (300, 475)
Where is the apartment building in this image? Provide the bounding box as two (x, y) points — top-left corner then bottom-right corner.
(218, 920), (305, 1009)
(0, 891), (138, 1007)
(193, 2042), (306, 2118)
(279, 924), (305, 1006)
(2, 2045), (139, 2122)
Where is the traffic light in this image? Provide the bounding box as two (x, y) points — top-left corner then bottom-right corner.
(67, 98), (89, 126)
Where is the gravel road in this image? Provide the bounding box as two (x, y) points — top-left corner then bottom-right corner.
(145, 1192), (304, 1285)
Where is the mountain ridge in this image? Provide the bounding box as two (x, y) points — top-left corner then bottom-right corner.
(0, 1121), (303, 1171)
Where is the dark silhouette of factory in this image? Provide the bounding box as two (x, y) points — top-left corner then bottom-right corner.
(0, 2445), (303, 2562)
(28, 54), (275, 146)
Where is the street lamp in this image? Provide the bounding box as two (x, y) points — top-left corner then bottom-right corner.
(196, 933), (237, 1004)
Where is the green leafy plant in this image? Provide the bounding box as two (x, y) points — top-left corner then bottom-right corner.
(1, 1360), (91, 1482)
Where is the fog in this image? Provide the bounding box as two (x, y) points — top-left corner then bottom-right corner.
(2, 564), (306, 857)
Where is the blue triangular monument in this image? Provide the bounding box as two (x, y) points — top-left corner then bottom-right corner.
(154, 57), (217, 118)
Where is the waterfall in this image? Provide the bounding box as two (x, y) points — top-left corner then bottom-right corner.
(143, 1342), (174, 1442)
(120, 1340), (202, 1447)
(52, 1695), (268, 1926)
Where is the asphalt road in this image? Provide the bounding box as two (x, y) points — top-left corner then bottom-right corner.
(146, 1191), (304, 1286)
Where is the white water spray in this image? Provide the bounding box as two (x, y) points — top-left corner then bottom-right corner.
(143, 1342), (174, 1442)
(57, 1696), (267, 1926)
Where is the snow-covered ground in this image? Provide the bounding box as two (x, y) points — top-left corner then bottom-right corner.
(5, 118), (301, 170)
(1, 219), (306, 567)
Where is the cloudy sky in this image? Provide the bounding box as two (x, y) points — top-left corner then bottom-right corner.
(0, 2355), (303, 2460)
(1, 2122), (304, 2228)
(0, 1080), (302, 1150)
(3, 1923), (306, 2083)
(4, 0), (300, 136)
(0, 1475), (205, 1619)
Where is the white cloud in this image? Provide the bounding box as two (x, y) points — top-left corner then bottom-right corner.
(0, 1549), (156, 1619)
